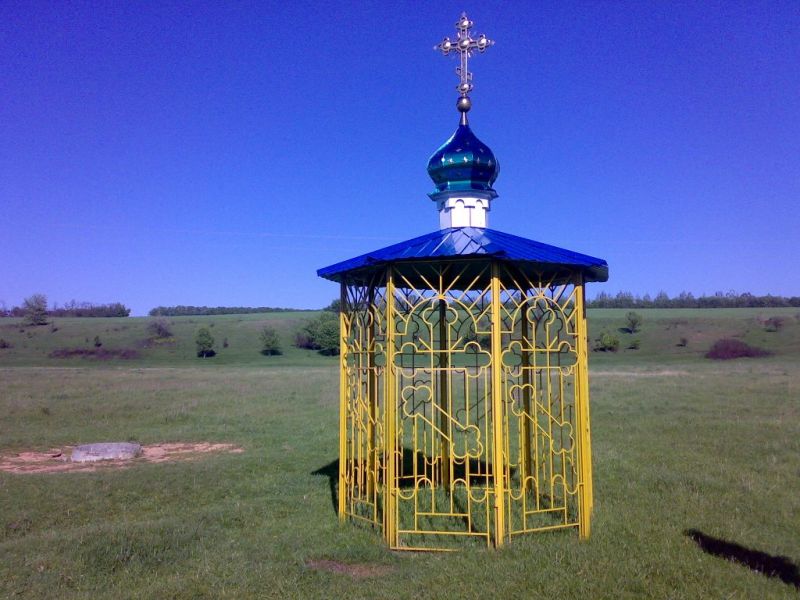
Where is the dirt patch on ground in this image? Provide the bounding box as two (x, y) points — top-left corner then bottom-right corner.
(306, 559), (394, 579)
(0, 443), (243, 474)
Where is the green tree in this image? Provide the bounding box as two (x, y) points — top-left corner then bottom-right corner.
(195, 327), (216, 358)
(259, 325), (282, 355)
(625, 311), (642, 333)
(303, 311), (340, 355)
(23, 294), (48, 326)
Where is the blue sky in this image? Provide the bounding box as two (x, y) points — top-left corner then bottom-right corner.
(2, 1), (798, 315)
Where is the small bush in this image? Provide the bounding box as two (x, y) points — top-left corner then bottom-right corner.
(763, 316), (785, 332)
(294, 332), (315, 349)
(259, 326), (282, 356)
(627, 338), (641, 350)
(93, 335), (102, 348)
(148, 319), (173, 339)
(50, 325), (58, 333)
(223, 337), (229, 348)
(301, 312), (340, 355)
(48, 347), (140, 360)
(464, 330), (492, 347)
(625, 311), (642, 333)
(195, 327), (216, 358)
(593, 331), (620, 352)
(677, 337), (688, 347)
(705, 338), (771, 360)
(0, 338), (12, 349)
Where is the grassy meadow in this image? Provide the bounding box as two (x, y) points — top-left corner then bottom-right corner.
(0, 308), (798, 598)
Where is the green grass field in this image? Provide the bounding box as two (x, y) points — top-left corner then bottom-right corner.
(1, 309), (798, 598)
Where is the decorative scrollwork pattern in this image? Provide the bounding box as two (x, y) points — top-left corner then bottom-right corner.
(338, 260), (592, 550)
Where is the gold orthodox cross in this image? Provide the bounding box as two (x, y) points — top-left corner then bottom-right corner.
(435, 13), (494, 98)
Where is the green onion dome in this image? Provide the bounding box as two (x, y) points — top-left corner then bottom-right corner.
(427, 122), (499, 194)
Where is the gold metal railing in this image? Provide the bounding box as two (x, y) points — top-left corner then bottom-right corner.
(338, 260), (593, 550)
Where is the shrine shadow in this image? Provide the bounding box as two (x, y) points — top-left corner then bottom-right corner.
(312, 458), (340, 513)
(312, 451), (502, 515)
(684, 529), (800, 589)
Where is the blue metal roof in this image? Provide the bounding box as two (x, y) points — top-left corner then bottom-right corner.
(317, 227), (608, 283)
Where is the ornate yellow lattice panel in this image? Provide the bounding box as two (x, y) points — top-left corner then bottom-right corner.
(338, 260), (593, 550)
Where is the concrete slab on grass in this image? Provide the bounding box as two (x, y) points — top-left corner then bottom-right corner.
(71, 442), (142, 463)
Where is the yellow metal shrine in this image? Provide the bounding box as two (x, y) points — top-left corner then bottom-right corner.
(318, 14), (608, 551)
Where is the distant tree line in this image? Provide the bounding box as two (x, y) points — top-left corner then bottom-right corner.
(587, 291), (800, 309)
(148, 305), (314, 317)
(1, 298), (130, 318)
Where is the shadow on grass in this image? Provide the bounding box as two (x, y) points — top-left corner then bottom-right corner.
(312, 458), (339, 513)
(684, 529), (800, 589)
(312, 452), (511, 517)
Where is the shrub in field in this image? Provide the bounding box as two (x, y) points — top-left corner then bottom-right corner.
(195, 327), (216, 358)
(23, 294), (48, 326)
(259, 326), (282, 356)
(93, 336), (102, 348)
(705, 338), (771, 360)
(464, 330), (492, 347)
(677, 337), (688, 347)
(294, 331), (315, 349)
(148, 319), (173, 339)
(627, 338), (641, 350)
(763, 316), (785, 332)
(48, 347), (140, 359)
(0, 338), (12, 349)
(301, 312), (340, 355)
(625, 311), (642, 333)
(593, 331), (620, 352)
(223, 337), (229, 348)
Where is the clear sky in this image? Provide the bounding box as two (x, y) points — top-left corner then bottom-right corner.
(2, 1), (798, 315)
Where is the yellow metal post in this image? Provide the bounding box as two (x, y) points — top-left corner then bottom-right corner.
(338, 284), (348, 522)
(367, 286), (377, 500)
(438, 298), (451, 488)
(574, 279), (593, 538)
(384, 268), (397, 547)
(520, 302), (533, 491)
(490, 262), (506, 547)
